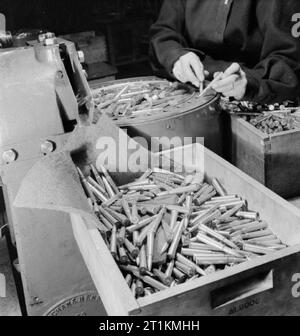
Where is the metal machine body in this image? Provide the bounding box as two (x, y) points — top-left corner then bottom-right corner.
(92, 77), (223, 156)
(124, 102), (222, 155)
(0, 38), (222, 316)
(0, 37), (104, 315)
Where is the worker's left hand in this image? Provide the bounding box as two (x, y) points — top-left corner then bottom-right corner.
(212, 63), (247, 100)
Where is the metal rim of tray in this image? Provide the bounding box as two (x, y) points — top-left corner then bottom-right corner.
(92, 77), (220, 127)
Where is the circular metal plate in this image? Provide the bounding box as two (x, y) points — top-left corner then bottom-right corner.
(92, 77), (219, 126)
(44, 291), (104, 316)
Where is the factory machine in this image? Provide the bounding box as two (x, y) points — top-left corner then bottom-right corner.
(91, 78), (222, 155)
(0, 27), (222, 315)
(0, 32), (106, 316)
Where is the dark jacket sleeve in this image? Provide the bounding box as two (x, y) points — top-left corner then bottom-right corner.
(242, 0), (300, 103)
(150, 0), (300, 103)
(150, 0), (192, 78)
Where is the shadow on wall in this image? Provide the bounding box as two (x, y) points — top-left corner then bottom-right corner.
(1, 0), (163, 35)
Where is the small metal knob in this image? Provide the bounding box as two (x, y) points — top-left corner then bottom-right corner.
(77, 50), (85, 63)
(45, 32), (55, 39)
(2, 149), (18, 163)
(56, 70), (64, 80)
(41, 141), (56, 155)
(38, 33), (46, 43)
(44, 37), (55, 46)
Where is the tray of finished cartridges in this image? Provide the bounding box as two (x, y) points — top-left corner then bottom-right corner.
(220, 97), (300, 135)
(76, 165), (288, 298)
(91, 78), (218, 125)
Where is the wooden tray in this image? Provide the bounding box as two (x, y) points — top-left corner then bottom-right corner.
(229, 115), (300, 198)
(71, 144), (300, 316)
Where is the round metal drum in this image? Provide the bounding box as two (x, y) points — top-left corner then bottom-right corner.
(92, 77), (223, 155)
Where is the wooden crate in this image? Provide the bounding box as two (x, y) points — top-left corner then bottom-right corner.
(71, 144), (300, 316)
(60, 31), (108, 64)
(229, 115), (300, 198)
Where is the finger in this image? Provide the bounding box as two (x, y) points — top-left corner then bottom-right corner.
(214, 83), (236, 94)
(204, 70), (210, 77)
(212, 74), (240, 90)
(173, 61), (181, 76)
(173, 62), (185, 83)
(222, 81), (243, 97)
(213, 72), (222, 79)
(173, 61), (180, 74)
(223, 62), (241, 76)
(220, 69), (247, 100)
(181, 61), (200, 87)
(189, 56), (205, 83)
(222, 90), (236, 98)
(173, 72), (183, 82)
(222, 87), (244, 99)
(178, 60), (189, 83)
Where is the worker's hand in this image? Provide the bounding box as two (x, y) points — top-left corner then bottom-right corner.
(212, 63), (247, 100)
(173, 52), (206, 88)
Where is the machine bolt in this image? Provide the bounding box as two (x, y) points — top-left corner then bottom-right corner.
(45, 32), (55, 39)
(41, 140), (56, 155)
(39, 32), (56, 46)
(30, 296), (43, 306)
(56, 71), (64, 80)
(44, 38), (55, 46)
(38, 33), (46, 43)
(2, 149), (18, 163)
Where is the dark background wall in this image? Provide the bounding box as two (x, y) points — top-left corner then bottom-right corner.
(0, 0), (163, 34)
(0, 0), (164, 78)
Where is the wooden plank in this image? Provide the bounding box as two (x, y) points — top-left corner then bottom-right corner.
(140, 145), (300, 315)
(236, 117), (269, 140)
(267, 130), (300, 198)
(137, 246), (300, 316)
(203, 144), (300, 245)
(270, 128), (300, 139)
(230, 117), (268, 185)
(230, 116), (300, 198)
(73, 144), (300, 316)
(71, 214), (140, 316)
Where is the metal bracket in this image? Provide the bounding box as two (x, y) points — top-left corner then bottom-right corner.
(264, 139), (272, 154)
(0, 223), (8, 239)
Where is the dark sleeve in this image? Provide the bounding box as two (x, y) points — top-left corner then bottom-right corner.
(242, 0), (300, 103)
(149, 0), (203, 79)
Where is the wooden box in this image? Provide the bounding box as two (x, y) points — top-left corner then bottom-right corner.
(229, 115), (300, 198)
(71, 144), (300, 316)
(60, 31), (108, 64)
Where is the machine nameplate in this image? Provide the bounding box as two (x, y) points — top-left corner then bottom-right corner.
(45, 292), (103, 316)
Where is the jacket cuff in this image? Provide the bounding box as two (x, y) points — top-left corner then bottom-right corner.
(243, 69), (261, 102)
(166, 48), (206, 77)
(166, 48), (190, 76)
(182, 48), (206, 61)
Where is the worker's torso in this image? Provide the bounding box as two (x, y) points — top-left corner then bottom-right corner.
(184, 0), (262, 66)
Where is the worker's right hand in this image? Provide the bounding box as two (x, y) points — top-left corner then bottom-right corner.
(172, 52), (205, 88)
